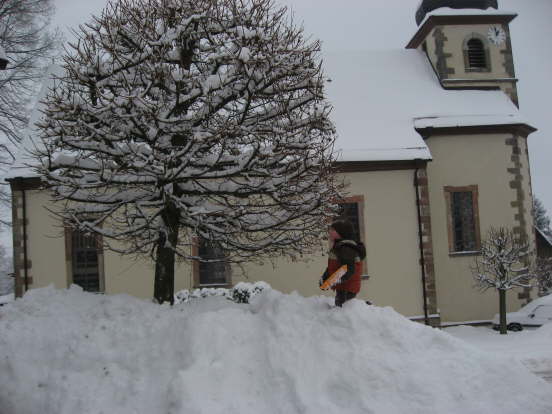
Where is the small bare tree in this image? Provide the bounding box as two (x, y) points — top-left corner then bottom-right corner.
(0, 0), (61, 227)
(35, 0), (340, 304)
(472, 227), (535, 334)
(536, 257), (552, 296)
(533, 197), (552, 239)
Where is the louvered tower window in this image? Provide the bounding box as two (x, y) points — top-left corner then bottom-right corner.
(466, 38), (487, 69)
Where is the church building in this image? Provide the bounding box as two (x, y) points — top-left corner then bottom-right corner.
(6, 0), (538, 325)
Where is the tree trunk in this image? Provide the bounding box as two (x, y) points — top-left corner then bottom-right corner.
(154, 205), (180, 305)
(499, 289), (507, 335)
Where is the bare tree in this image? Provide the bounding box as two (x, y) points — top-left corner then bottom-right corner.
(0, 0), (61, 227)
(35, 0), (340, 304)
(0, 0), (60, 150)
(471, 227), (535, 334)
(533, 197), (551, 238)
(536, 257), (552, 296)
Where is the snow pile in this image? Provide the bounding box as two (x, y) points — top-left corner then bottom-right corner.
(1, 286), (551, 414)
(0, 292), (14, 306)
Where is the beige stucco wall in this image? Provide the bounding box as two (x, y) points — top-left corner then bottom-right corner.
(426, 132), (535, 322)
(25, 190), (67, 290)
(20, 169), (425, 318)
(22, 190), (193, 299)
(437, 24), (511, 78)
(239, 169), (425, 317)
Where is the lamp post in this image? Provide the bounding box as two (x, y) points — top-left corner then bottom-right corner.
(0, 46), (8, 70)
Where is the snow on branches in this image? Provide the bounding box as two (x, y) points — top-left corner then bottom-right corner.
(536, 257), (552, 296)
(34, 0), (340, 302)
(472, 227), (535, 292)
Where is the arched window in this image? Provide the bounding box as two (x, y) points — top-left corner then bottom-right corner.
(463, 35), (490, 72)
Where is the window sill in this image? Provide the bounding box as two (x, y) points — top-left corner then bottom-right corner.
(465, 68), (491, 73)
(196, 283), (231, 289)
(449, 251), (480, 257)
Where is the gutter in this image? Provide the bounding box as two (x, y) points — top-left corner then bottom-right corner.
(413, 163), (430, 326)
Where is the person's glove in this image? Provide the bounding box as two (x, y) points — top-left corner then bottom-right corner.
(319, 270), (329, 287)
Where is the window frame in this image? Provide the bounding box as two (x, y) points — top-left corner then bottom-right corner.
(192, 237), (231, 288)
(64, 226), (105, 292)
(336, 195), (368, 278)
(444, 185), (481, 256)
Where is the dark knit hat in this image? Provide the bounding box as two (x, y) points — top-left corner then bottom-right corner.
(330, 219), (354, 240)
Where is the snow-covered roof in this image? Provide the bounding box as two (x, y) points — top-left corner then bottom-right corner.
(5, 49), (533, 180)
(536, 226), (552, 247)
(323, 49), (529, 162)
(422, 7), (517, 24)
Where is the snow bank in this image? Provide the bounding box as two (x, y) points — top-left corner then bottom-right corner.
(1, 286), (551, 414)
(0, 292), (14, 305)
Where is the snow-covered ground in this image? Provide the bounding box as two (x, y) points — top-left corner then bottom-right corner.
(1, 285), (551, 414)
(445, 324), (552, 375)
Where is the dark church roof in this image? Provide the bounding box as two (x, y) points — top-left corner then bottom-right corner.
(415, 0), (498, 25)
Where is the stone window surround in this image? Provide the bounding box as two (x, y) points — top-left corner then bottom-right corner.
(444, 185), (482, 256)
(463, 33), (492, 73)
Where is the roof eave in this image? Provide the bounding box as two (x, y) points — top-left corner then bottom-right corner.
(334, 159), (430, 173)
(416, 123), (537, 138)
(6, 176), (43, 190)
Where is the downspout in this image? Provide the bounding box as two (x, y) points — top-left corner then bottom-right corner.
(414, 163), (430, 326)
(15, 178), (29, 295)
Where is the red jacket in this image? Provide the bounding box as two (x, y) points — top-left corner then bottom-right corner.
(325, 239), (366, 293)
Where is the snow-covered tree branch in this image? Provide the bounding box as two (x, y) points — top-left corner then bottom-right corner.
(0, 0), (61, 228)
(536, 257), (552, 296)
(35, 0), (341, 304)
(471, 227), (536, 334)
(533, 197), (552, 238)
(0, 0), (61, 155)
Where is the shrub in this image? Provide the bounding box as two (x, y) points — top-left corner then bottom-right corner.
(174, 281), (270, 305)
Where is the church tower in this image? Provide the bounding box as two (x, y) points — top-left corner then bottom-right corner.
(406, 0), (519, 106)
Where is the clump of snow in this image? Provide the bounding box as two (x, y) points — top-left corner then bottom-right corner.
(1, 286), (551, 414)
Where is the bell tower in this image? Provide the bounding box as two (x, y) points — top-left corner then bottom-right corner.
(406, 0), (519, 106)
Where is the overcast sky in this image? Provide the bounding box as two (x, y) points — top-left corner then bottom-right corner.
(0, 0), (539, 249)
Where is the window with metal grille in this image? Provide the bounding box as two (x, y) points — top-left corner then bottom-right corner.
(445, 186), (481, 253)
(466, 38), (487, 69)
(451, 192), (477, 251)
(71, 230), (100, 292)
(198, 239), (229, 286)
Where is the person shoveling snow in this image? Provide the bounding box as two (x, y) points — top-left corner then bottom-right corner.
(319, 219), (367, 307)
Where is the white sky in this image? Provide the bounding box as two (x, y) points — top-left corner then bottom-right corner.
(2, 0), (546, 250)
